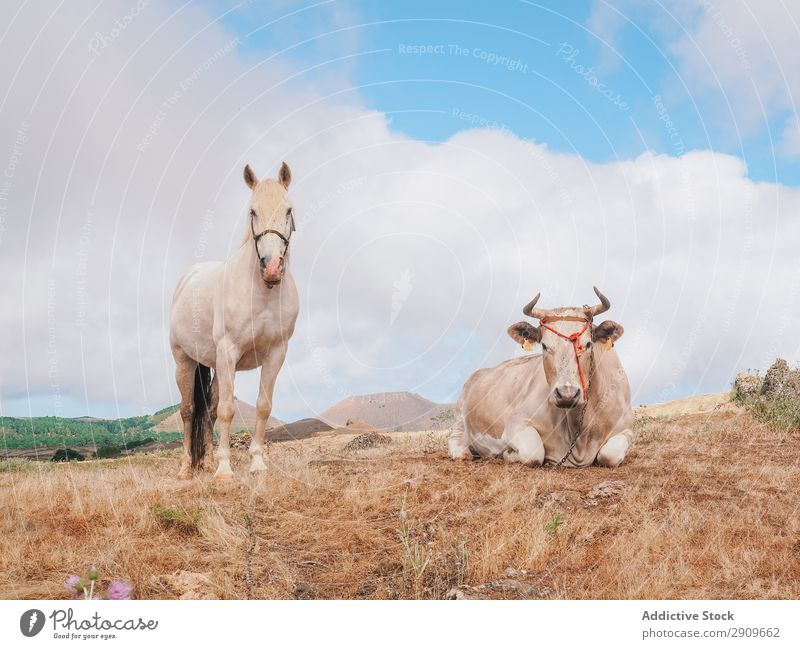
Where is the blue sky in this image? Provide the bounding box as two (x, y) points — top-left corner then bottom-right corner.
(216, 0), (798, 186)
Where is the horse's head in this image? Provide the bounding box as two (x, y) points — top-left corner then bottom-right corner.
(244, 162), (294, 287)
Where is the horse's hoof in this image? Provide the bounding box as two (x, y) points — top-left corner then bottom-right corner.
(213, 469), (234, 482)
(248, 459), (267, 474)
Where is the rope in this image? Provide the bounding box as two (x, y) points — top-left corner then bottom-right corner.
(537, 317), (594, 468)
(539, 320), (590, 400)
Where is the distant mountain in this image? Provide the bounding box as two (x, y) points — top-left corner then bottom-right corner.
(154, 397), (282, 433)
(320, 391), (455, 432)
(266, 418), (332, 442)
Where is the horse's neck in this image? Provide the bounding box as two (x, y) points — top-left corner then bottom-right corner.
(228, 239), (292, 295)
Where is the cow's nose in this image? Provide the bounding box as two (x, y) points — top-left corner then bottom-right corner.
(555, 385), (580, 402)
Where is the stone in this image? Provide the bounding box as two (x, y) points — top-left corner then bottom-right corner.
(157, 571), (216, 600)
(761, 359), (800, 400)
(733, 373), (762, 400)
(586, 480), (628, 500)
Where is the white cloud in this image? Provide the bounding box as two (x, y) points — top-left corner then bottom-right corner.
(1, 0), (799, 421)
(644, 1), (800, 140)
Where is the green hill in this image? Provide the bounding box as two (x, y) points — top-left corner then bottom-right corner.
(0, 413), (180, 450)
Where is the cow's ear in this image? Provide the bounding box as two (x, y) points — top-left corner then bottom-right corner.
(592, 320), (624, 348)
(508, 322), (541, 350)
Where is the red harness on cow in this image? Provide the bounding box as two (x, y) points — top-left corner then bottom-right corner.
(539, 316), (591, 401)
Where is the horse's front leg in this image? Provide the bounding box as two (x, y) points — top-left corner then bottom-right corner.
(213, 338), (238, 481)
(249, 344), (288, 473)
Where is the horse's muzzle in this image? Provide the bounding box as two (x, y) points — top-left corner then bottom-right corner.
(260, 256), (284, 287)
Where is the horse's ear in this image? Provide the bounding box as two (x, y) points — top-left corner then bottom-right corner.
(278, 161), (292, 189)
(243, 164), (258, 189)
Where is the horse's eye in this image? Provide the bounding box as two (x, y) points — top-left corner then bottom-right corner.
(286, 208), (293, 217)
(585, 341), (592, 349)
(250, 209), (256, 218)
(541, 343), (548, 352)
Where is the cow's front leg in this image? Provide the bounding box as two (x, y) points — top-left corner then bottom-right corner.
(595, 429), (633, 467)
(249, 344), (287, 474)
(503, 425), (545, 466)
(213, 338), (238, 481)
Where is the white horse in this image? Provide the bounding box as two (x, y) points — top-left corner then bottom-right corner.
(169, 162), (299, 480)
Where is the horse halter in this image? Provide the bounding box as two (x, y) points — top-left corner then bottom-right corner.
(250, 209), (295, 263)
(538, 315), (592, 401)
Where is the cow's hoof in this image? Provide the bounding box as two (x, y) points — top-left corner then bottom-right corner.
(448, 442), (473, 461)
(449, 451), (472, 461)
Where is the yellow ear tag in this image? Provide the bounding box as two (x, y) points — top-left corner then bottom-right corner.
(522, 340), (535, 352)
(602, 340), (613, 351)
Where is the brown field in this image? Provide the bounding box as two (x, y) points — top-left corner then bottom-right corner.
(1, 396), (799, 600)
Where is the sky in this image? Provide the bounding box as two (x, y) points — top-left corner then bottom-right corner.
(1, 0), (799, 421)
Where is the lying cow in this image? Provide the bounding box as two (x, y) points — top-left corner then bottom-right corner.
(448, 287), (633, 468)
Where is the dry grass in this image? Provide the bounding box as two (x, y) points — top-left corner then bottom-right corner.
(1, 406), (798, 600)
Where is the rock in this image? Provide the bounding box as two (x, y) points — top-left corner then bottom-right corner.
(158, 571), (216, 600)
(292, 582), (319, 600)
(761, 359), (800, 400)
(344, 432), (392, 452)
(733, 373), (762, 400)
(540, 490), (582, 508)
(445, 588), (466, 600)
(229, 431), (251, 450)
(489, 578), (546, 598)
(355, 584), (376, 598)
(586, 480), (628, 500)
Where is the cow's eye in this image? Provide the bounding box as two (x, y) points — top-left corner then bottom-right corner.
(541, 343), (548, 352)
(585, 341), (592, 349)
(250, 209), (256, 218)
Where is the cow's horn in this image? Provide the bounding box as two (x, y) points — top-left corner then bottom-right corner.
(522, 293), (549, 320)
(584, 286), (611, 317)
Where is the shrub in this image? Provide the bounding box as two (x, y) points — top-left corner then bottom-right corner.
(93, 445), (123, 459)
(152, 504), (202, 534)
(734, 360), (800, 431)
(51, 448), (85, 462)
(0, 458), (31, 472)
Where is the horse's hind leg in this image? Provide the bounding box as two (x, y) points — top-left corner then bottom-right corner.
(173, 346), (198, 480)
(199, 372), (218, 470)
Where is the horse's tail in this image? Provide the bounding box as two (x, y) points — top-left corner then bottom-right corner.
(190, 364), (213, 468)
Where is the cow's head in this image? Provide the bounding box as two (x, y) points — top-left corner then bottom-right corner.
(507, 287), (623, 409)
